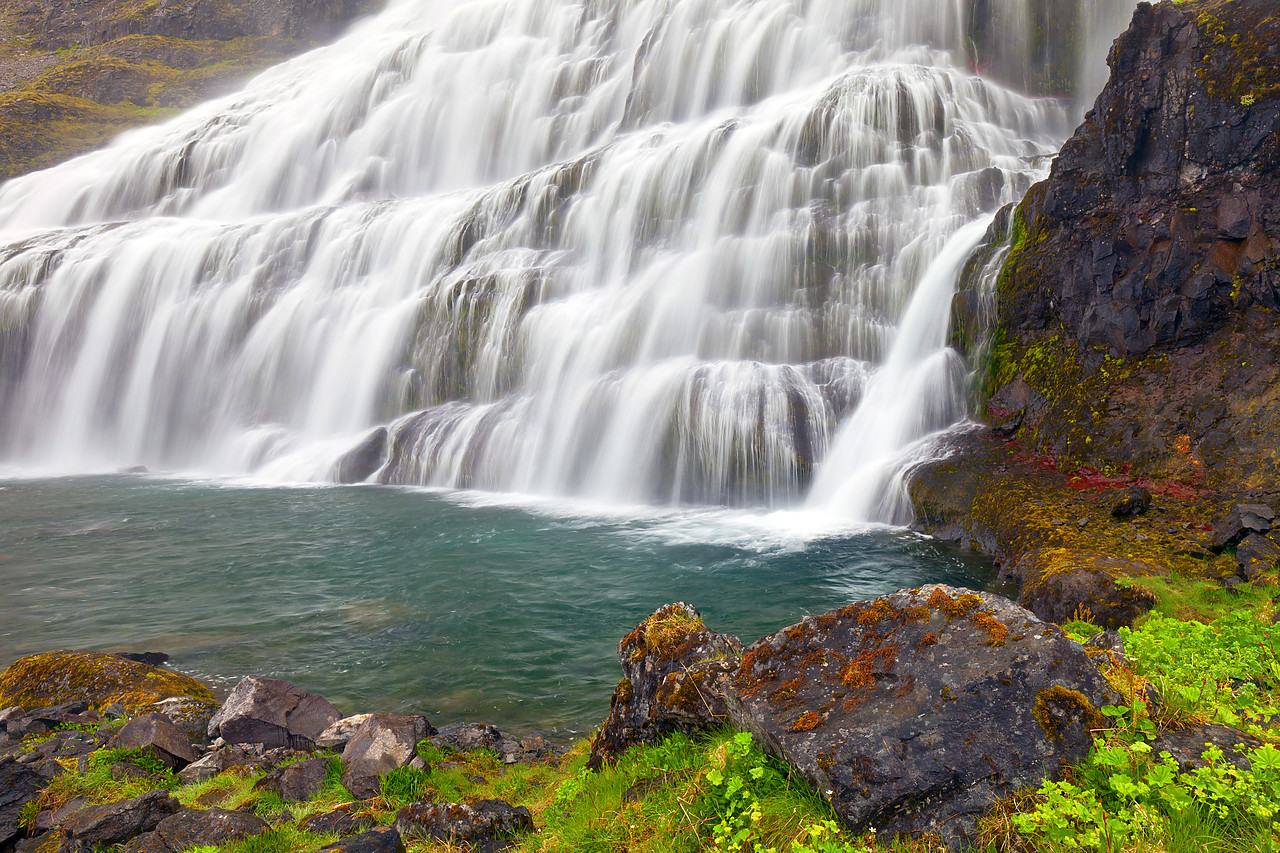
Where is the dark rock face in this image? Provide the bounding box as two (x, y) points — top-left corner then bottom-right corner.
(727, 585), (1115, 848)
(207, 676), (341, 750)
(1236, 533), (1280, 581)
(1, 756), (64, 846)
(109, 713), (198, 770)
(394, 800), (533, 845)
(319, 826), (406, 853)
(253, 757), (329, 802)
(1211, 503), (1275, 551)
(119, 807), (270, 853)
(340, 713), (434, 800)
(334, 428), (389, 483)
(1001, 0), (1280, 356)
(302, 805), (374, 838)
(177, 746), (263, 785)
(58, 789), (180, 851)
(588, 603), (742, 768)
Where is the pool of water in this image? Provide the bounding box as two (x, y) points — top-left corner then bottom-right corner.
(0, 476), (994, 737)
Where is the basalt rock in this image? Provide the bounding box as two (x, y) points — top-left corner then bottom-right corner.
(340, 713), (434, 800)
(207, 676), (341, 750)
(301, 805), (374, 838)
(136, 698), (218, 746)
(428, 722), (560, 764)
(119, 807), (270, 853)
(253, 757), (329, 803)
(109, 713), (198, 771)
(394, 800), (533, 846)
(319, 826), (405, 853)
(1, 756), (64, 847)
(0, 651), (215, 715)
(1017, 549), (1160, 629)
(588, 603), (742, 768)
(726, 585), (1115, 848)
(176, 746), (264, 785)
(1211, 504), (1275, 551)
(57, 789), (180, 852)
(1236, 533), (1280, 581)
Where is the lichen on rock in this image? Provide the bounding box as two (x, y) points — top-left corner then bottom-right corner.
(0, 649), (215, 714)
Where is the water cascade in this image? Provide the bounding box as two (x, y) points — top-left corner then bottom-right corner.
(0, 0), (1137, 517)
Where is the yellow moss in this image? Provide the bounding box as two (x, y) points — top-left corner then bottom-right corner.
(1032, 685), (1104, 743)
(0, 649), (215, 713)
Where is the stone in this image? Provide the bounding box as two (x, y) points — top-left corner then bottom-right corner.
(114, 653), (170, 668)
(317, 714), (376, 750)
(1, 756), (64, 846)
(0, 651), (215, 715)
(301, 805), (374, 838)
(1083, 630), (1127, 666)
(426, 722), (555, 764)
(1017, 549), (1159, 629)
(1152, 723), (1263, 774)
(727, 585), (1116, 848)
(176, 747), (263, 784)
(120, 807), (270, 853)
(109, 713), (198, 770)
(58, 789), (180, 851)
(137, 698), (219, 745)
(319, 826), (406, 853)
(334, 428), (389, 483)
(207, 676), (341, 749)
(588, 603), (742, 768)
(340, 713), (434, 800)
(253, 757), (328, 802)
(1110, 486), (1151, 518)
(394, 800), (533, 845)
(1212, 504), (1276, 551)
(1236, 533), (1280, 581)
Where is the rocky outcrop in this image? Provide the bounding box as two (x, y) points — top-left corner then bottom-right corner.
(207, 676), (341, 750)
(727, 585), (1115, 848)
(0, 651), (215, 715)
(587, 603), (742, 768)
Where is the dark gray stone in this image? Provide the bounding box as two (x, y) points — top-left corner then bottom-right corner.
(120, 806), (270, 853)
(1, 756), (64, 846)
(207, 676), (340, 750)
(1153, 723), (1263, 774)
(136, 698), (218, 745)
(176, 746), (263, 784)
(394, 800), (533, 844)
(253, 757), (328, 802)
(58, 789), (180, 851)
(334, 428), (389, 484)
(340, 714), (433, 800)
(726, 585), (1116, 848)
(1236, 533), (1280, 580)
(109, 713), (197, 770)
(319, 826), (405, 853)
(301, 806), (374, 838)
(1110, 485), (1152, 518)
(1212, 504), (1275, 551)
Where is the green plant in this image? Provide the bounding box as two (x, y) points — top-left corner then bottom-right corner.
(704, 732), (768, 851)
(380, 764), (431, 808)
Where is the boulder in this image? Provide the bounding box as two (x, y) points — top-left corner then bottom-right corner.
(207, 677), (340, 749)
(319, 826), (406, 853)
(253, 757), (329, 802)
(394, 800), (533, 844)
(334, 428), (389, 483)
(301, 805), (374, 838)
(317, 714), (376, 750)
(120, 807), (270, 853)
(1212, 504), (1276, 551)
(0, 651), (215, 715)
(727, 585), (1115, 848)
(588, 603), (742, 768)
(340, 713), (434, 800)
(58, 789), (180, 851)
(176, 747), (264, 785)
(1153, 723), (1263, 774)
(1016, 549), (1159, 629)
(1110, 486), (1151, 518)
(136, 698), (218, 745)
(109, 713), (198, 770)
(1236, 533), (1280, 581)
(428, 722), (558, 764)
(1, 756), (64, 846)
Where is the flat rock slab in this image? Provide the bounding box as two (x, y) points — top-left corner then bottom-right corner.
(121, 807), (270, 853)
(395, 800), (532, 844)
(1, 756), (64, 846)
(207, 676), (340, 749)
(341, 713), (434, 800)
(727, 585), (1115, 848)
(59, 789), (180, 850)
(109, 713), (197, 770)
(319, 826), (406, 853)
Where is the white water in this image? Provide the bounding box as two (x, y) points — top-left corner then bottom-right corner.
(0, 0), (1136, 517)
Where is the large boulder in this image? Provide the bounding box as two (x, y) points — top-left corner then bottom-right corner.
(207, 677), (341, 750)
(394, 800), (533, 845)
(120, 807), (270, 853)
(588, 603), (742, 768)
(727, 585), (1115, 848)
(1016, 549), (1160, 629)
(340, 713), (434, 800)
(108, 713), (198, 771)
(0, 651), (215, 715)
(58, 789), (180, 852)
(135, 698), (218, 746)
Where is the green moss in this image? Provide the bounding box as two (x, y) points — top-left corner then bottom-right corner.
(1032, 685), (1104, 743)
(0, 649), (214, 713)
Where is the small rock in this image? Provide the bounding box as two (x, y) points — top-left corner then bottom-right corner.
(319, 826), (406, 853)
(1153, 724), (1262, 773)
(1236, 533), (1280, 581)
(137, 698), (218, 745)
(301, 805), (374, 838)
(394, 800), (533, 844)
(1110, 486), (1151, 519)
(111, 763), (156, 783)
(207, 677), (341, 750)
(253, 757), (328, 802)
(177, 747), (264, 784)
(109, 713), (197, 770)
(341, 714), (434, 800)
(114, 653), (170, 668)
(1, 756), (64, 846)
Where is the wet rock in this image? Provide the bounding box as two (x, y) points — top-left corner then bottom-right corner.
(1, 755), (64, 846)
(341, 713), (434, 800)
(109, 713), (198, 770)
(319, 826), (406, 853)
(394, 800), (533, 845)
(334, 428), (389, 483)
(58, 789), (180, 851)
(114, 653), (170, 668)
(1110, 486), (1151, 518)
(727, 585), (1115, 848)
(137, 698), (218, 745)
(1211, 504), (1276, 551)
(207, 676), (341, 750)
(1235, 533), (1280, 581)
(1018, 549), (1160, 629)
(177, 746), (263, 784)
(1153, 723), (1263, 774)
(588, 603), (742, 768)
(253, 757), (328, 802)
(0, 650), (215, 715)
(301, 805), (374, 838)
(120, 807), (270, 853)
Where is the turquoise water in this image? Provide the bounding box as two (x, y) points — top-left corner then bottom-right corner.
(0, 476), (993, 736)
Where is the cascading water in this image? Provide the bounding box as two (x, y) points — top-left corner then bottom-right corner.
(0, 0), (1137, 518)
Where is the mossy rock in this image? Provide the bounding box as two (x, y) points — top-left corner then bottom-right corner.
(0, 649), (215, 713)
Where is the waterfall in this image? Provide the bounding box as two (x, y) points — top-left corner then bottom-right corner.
(0, 0), (1135, 517)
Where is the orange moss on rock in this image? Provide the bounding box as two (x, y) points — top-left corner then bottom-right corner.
(790, 711), (822, 732)
(0, 649), (215, 713)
